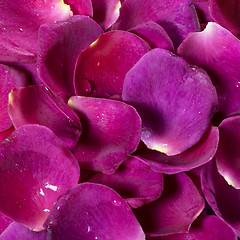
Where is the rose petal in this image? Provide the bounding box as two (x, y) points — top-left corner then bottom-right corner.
(44, 183), (146, 240)
(122, 48), (217, 156)
(64, 0), (93, 16)
(74, 30), (150, 98)
(0, 125), (80, 231)
(8, 85), (82, 148)
(0, 0), (72, 62)
(178, 22), (240, 117)
(134, 173), (205, 236)
(68, 96), (141, 173)
(38, 15), (103, 101)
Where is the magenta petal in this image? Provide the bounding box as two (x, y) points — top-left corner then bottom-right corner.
(0, 222), (47, 240)
(38, 15), (103, 101)
(122, 49), (217, 156)
(0, 125), (80, 231)
(8, 85), (82, 148)
(149, 216), (237, 240)
(64, 0), (93, 16)
(68, 96), (141, 173)
(44, 183), (145, 240)
(0, 128), (14, 143)
(178, 22), (240, 117)
(134, 173), (205, 236)
(74, 30), (150, 98)
(129, 21), (174, 51)
(112, 0), (200, 47)
(0, 214), (12, 235)
(201, 160), (240, 236)
(87, 156), (164, 208)
(136, 126), (219, 174)
(0, 0), (72, 62)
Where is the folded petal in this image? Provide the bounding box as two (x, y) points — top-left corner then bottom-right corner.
(178, 22), (240, 117)
(134, 173), (205, 236)
(112, 0), (200, 47)
(87, 156), (164, 208)
(68, 96), (141, 173)
(64, 0), (93, 16)
(136, 126), (219, 174)
(8, 85), (82, 148)
(0, 125), (80, 231)
(38, 15), (103, 101)
(74, 30), (150, 98)
(44, 183), (146, 240)
(122, 48), (217, 156)
(0, 0), (72, 62)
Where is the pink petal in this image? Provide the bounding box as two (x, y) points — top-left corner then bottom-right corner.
(64, 0), (93, 16)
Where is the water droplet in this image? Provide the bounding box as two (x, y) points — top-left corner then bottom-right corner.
(2, 27), (6, 31)
(112, 199), (122, 207)
(19, 28), (23, 32)
(95, 237), (98, 240)
(87, 226), (91, 232)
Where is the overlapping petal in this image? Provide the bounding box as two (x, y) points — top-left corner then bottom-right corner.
(44, 183), (146, 240)
(68, 96), (141, 173)
(122, 48), (217, 156)
(0, 214), (12, 235)
(0, 125), (80, 231)
(64, 0), (93, 16)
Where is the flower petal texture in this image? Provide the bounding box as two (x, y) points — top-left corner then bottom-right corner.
(64, 0), (93, 16)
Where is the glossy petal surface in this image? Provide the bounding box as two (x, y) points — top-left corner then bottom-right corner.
(134, 173), (205, 236)
(0, 125), (80, 231)
(38, 15), (103, 101)
(122, 49), (217, 156)
(75, 30), (150, 98)
(44, 183), (145, 240)
(64, 0), (93, 16)
(8, 85), (82, 148)
(87, 156), (164, 208)
(0, 0), (72, 62)
(178, 22), (240, 117)
(136, 127), (219, 174)
(112, 0), (200, 47)
(68, 96), (141, 173)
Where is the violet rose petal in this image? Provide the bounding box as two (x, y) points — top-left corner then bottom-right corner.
(134, 173), (205, 236)
(135, 126), (219, 174)
(178, 22), (240, 117)
(74, 30), (150, 98)
(148, 215), (237, 240)
(64, 0), (93, 16)
(112, 0), (200, 48)
(38, 15), (103, 101)
(0, 222), (47, 240)
(122, 48), (217, 156)
(68, 96), (142, 174)
(44, 183), (145, 240)
(8, 85), (82, 148)
(0, 0), (72, 62)
(87, 156), (164, 208)
(201, 160), (240, 237)
(0, 124), (80, 231)
(0, 214), (12, 235)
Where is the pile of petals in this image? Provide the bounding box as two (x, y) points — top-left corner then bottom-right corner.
(1, 0), (240, 239)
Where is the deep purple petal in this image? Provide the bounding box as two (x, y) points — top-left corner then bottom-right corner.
(38, 15), (103, 101)
(0, 0), (72, 62)
(87, 156), (164, 208)
(193, 0), (213, 24)
(68, 96), (141, 173)
(0, 214), (12, 235)
(178, 22), (240, 117)
(8, 85), (82, 148)
(135, 126), (219, 174)
(112, 0), (200, 47)
(44, 183), (145, 240)
(122, 49), (217, 156)
(74, 30), (150, 98)
(134, 173), (205, 236)
(64, 0), (93, 16)
(0, 125), (80, 231)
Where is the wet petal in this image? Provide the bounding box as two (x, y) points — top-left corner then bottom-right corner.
(64, 0), (93, 16)
(0, 0), (72, 62)
(8, 85), (82, 148)
(122, 49), (217, 156)
(38, 15), (103, 101)
(112, 0), (200, 47)
(0, 125), (80, 231)
(134, 173), (205, 236)
(68, 96), (141, 173)
(87, 156), (164, 208)
(178, 22), (240, 117)
(74, 30), (150, 98)
(44, 183), (145, 240)
(136, 126), (219, 174)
